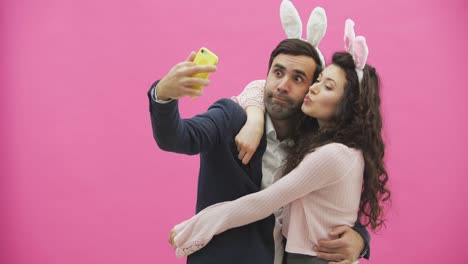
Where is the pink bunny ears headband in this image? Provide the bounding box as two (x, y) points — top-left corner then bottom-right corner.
(280, 0), (327, 68)
(344, 19), (369, 83)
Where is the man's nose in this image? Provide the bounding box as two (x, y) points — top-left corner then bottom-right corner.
(277, 77), (291, 93)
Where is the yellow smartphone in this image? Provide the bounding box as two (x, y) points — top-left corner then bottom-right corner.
(191, 47), (219, 98)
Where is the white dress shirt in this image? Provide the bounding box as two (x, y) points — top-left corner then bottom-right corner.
(262, 114), (293, 264)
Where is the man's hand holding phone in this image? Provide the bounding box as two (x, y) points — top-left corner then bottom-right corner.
(156, 49), (218, 100)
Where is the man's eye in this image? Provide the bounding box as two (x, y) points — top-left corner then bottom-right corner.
(295, 76), (303, 82)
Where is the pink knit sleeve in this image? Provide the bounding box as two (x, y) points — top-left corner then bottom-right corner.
(231, 80), (266, 111)
(172, 143), (361, 257)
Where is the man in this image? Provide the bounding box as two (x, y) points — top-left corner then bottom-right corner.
(149, 39), (370, 264)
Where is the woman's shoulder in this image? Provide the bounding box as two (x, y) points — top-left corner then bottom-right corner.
(314, 143), (363, 161)
(298, 143), (364, 179)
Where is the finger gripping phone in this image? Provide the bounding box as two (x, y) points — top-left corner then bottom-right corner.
(192, 47), (219, 96)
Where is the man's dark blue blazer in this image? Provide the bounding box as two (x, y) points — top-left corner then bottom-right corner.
(148, 82), (275, 264)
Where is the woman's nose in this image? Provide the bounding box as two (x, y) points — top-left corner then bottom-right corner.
(309, 84), (319, 95)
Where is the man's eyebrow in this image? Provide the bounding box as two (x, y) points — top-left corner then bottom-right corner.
(272, 63), (286, 70)
(293, 69), (307, 77)
(272, 64), (310, 80)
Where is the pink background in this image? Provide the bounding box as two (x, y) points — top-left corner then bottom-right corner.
(2, 0), (467, 263)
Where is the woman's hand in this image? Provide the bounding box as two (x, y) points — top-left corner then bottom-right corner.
(168, 228), (177, 249)
(235, 106), (265, 165)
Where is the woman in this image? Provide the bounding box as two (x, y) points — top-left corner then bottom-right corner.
(169, 22), (390, 264)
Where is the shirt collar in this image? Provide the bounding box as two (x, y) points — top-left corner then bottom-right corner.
(265, 114), (277, 140)
(265, 114), (295, 147)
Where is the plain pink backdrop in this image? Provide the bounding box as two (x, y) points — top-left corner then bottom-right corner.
(1, 0), (467, 263)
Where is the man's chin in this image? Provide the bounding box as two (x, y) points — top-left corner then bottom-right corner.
(267, 106), (295, 120)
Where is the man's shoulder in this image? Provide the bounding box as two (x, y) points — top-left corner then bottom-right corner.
(209, 98), (242, 110)
(200, 98), (247, 137)
(207, 98), (246, 119)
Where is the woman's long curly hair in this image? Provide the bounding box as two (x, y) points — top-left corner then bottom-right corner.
(283, 52), (391, 230)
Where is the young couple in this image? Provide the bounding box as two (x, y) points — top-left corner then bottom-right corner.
(149, 16), (390, 264)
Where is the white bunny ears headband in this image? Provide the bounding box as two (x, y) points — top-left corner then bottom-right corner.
(280, 0), (327, 68)
(344, 19), (369, 83)
(280, 0), (369, 83)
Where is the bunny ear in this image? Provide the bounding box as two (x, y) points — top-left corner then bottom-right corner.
(351, 36), (368, 70)
(306, 7), (327, 48)
(280, 0), (302, 39)
(344, 19), (356, 52)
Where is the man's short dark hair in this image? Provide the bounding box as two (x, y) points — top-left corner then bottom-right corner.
(268, 39), (323, 83)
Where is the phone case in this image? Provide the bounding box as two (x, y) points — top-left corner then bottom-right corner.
(191, 47), (219, 98)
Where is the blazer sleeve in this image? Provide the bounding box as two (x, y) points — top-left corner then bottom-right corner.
(352, 222), (371, 259)
(148, 80), (247, 155)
